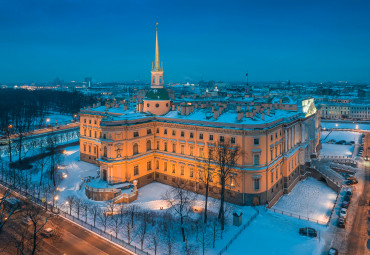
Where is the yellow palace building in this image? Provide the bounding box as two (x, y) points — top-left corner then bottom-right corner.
(79, 25), (320, 206)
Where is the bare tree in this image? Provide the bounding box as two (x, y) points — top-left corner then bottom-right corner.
(127, 204), (137, 229)
(97, 208), (109, 232)
(162, 180), (195, 242)
(163, 221), (175, 255)
(106, 200), (116, 216)
(137, 221), (147, 250)
(148, 226), (160, 255)
(35, 139), (48, 189)
(197, 147), (215, 224)
(212, 141), (241, 230)
(74, 197), (83, 219)
(198, 223), (210, 255)
(88, 204), (99, 227)
(4, 124), (14, 164)
(210, 218), (220, 248)
(110, 214), (120, 238)
(65, 196), (75, 215)
(46, 131), (61, 187)
(15, 203), (51, 255)
(0, 188), (18, 233)
(123, 218), (131, 243)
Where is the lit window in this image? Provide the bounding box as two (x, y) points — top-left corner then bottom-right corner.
(190, 146), (194, 156)
(199, 148), (204, 158)
(134, 166), (139, 176)
(189, 167), (194, 178)
(147, 161), (152, 171)
(181, 144), (185, 154)
(164, 162), (167, 171)
(172, 164), (176, 174)
(181, 166), (184, 175)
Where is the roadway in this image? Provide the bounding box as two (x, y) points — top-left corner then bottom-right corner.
(0, 187), (132, 255)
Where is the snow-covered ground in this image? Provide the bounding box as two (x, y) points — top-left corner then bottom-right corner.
(224, 209), (328, 255)
(321, 121), (370, 131)
(320, 131), (361, 157)
(55, 145), (99, 202)
(1, 144), (335, 255)
(273, 177), (337, 224)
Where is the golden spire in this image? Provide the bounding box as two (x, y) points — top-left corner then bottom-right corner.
(154, 22), (162, 71)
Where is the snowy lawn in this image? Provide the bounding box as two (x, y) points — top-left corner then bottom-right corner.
(55, 145), (99, 202)
(224, 209), (328, 255)
(272, 177), (337, 224)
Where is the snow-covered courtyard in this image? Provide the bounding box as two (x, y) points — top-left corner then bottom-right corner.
(320, 130), (361, 157)
(224, 209), (328, 255)
(273, 177), (337, 224)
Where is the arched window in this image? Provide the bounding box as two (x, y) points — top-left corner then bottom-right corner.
(133, 143), (139, 155)
(146, 140), (151, 151)
(103, 146), (107, 157)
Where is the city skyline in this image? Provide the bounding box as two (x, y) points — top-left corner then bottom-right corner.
(1, 0), (370, 83)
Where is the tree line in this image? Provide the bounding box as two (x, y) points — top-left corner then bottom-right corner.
(0, 88), (98, 131)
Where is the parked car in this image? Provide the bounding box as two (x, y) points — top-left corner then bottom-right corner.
(346, 176), (356, 181)
(340, 208), (347, 218)
(337, 217), (346, 228)
(342, 200), (350, 208)
(343, 195), (351, 202)
(299, 227), (317, 237)
(345, 190), (352, 197)
(328, 247), (339, 255)
(41, 227), (54, 238)
(346, 179), (358, 185)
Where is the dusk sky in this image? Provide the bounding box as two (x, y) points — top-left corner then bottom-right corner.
(1, 0), (370, 83)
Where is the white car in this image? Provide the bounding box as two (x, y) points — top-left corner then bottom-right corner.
(340, 208), (347, 218)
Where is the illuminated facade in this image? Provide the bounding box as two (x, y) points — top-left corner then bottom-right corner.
(79, 26), (321, 206)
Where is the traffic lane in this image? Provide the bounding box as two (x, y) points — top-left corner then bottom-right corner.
(54, 216), (131, 255)
(0, 186), (131, 255)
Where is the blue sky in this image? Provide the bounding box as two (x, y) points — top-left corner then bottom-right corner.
(1, 0), (370, 83)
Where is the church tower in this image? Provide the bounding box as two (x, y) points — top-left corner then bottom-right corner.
(151, 23), (163, 89)
(143, 23), (171, 115)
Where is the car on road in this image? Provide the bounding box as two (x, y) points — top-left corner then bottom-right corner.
(346, 176), (356, 181)
(41, 227), (54, 238)
(345, 179), (358, 185)
(299, 227), (317, 237)
(337, 217), (346, 228)
(4, 197), (22, 212)
(21, 216), (32, 226)
(340, 208), (347, 218)
(328, 247), (339, 255)
(343, 195), (351, 202)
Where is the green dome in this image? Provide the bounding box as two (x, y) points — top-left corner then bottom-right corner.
(145, 88), (170, 100)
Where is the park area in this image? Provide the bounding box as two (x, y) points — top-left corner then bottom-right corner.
(0, 144), (335, 255)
